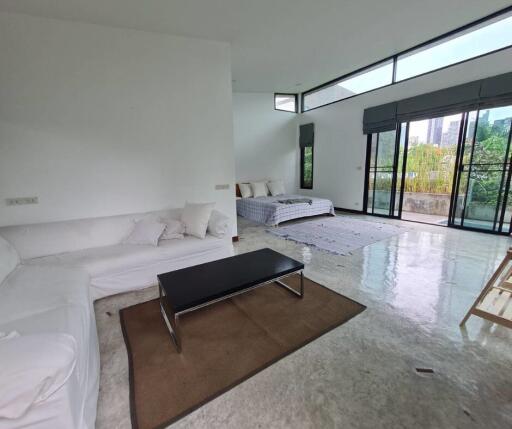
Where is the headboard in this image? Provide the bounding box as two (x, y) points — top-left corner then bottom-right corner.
(235, 183), (242, 198)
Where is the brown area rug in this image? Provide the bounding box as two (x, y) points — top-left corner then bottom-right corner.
(120, 274), (366, 429)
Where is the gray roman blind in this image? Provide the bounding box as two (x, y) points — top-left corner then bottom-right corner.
(396, 81), (481, 122)
(480, 73), (512, 100)
(363, 71), (512, 134)
(362, 102), (397, 134)
(299, 123), (315, 148)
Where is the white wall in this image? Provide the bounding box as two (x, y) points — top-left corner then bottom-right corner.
(299, 48), (512, 210)
(0, 12), (236, 229)
(233, 93), (297, 193)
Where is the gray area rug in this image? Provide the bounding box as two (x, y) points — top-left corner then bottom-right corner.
(267, 216), (405, 255)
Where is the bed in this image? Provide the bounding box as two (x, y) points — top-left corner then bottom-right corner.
(236, 185), (335, 226)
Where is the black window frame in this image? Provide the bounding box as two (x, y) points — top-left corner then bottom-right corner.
(301, 5), (512, 112)
(300, 145), (314, 189)
(274, 93), (298, 113)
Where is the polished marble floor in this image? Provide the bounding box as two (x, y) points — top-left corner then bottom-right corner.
(95, 212), (512, 429)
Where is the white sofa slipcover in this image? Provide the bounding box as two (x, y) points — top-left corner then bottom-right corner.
(0, 208), (234, 428)
(0, 265), (99, 429)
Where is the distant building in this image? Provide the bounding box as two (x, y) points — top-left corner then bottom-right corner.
(492, 117), (511, 132)
(441, 121), (459, 147)
(480, 110), (490, 125)
(427, 117), (443, 146)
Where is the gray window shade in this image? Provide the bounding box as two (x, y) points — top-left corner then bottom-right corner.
(362, 102), (397, 134)
(363, 71), (512, 134)
(299, 123), (315, 148)
(480, 73), (512, 100)
(396, 81), (481, 122)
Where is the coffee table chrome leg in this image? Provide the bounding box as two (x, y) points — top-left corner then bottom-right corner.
(160, 303), (181, 353)
(275, 270), (304, 298)
(173, 314), (181, 353)
(159, 282), (182, 353)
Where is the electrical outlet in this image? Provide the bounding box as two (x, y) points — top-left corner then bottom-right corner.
(6, 197), (39, 206)
(215, 184), (230, 190)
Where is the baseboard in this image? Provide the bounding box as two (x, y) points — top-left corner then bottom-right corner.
(333, 207), (364, 214)
(232, 236), (239, 242)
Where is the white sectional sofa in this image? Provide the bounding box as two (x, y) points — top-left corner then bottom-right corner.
(0, 208), (234, 429)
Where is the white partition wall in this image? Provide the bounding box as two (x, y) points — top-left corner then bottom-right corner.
(0, 12), (236, 229)
(233, 93), (298, 193)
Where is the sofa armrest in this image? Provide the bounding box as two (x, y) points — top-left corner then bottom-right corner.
(0, 332), (77, 419)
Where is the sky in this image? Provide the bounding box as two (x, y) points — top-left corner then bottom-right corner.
(396, 13), (512, 81)
(409, 106), (512, 143)
(322, 12), (512, 101)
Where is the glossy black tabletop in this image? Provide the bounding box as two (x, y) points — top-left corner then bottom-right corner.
(158, 248), (304, 313)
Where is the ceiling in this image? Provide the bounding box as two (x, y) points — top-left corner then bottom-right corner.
(0, 0), (509, 93)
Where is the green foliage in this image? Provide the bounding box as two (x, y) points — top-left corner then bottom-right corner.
(303, 147), (313, 187)
(404, 144), (456, 194)
(404, 119), (510, 200)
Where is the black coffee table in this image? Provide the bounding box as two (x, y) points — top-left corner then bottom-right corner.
(157, 248), (304, 353)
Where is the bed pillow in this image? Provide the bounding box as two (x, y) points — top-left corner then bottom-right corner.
(251, 182), (268, 198)
(181, 202), (215, 239)
(207, 210), (231, 238)
(0, 236), (20, 286)
(0, 332), (77, 419)
(239, 183), (252, 198)
(267, 181), (285, 196)
(123, 219), (166, 246)
(160, 218), (185, 240)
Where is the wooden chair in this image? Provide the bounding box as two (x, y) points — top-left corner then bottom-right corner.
(460, 247), (512, 329)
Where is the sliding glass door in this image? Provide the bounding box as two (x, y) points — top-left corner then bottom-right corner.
(366, 128), (402, 217)
(450, 106), (512, 233)
(400, 114), (462, 225)
(365, 104), (512, 235)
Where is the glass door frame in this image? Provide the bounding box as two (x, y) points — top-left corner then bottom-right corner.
(364, 123), (404, 218)
(364, 104), (512, 235)
(448, 107), (512, 234)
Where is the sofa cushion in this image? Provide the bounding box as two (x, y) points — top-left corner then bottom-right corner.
(181, 202), (215, 239)
(123, 219), (166, 246)
(27, 235), (230, 280)
(159, 218), (185, 240)
(0, 209), (183, 260)
(0, 265), (91, 327)
(0, 333), (77, 420)
(0, 235), (19, 285)
(207, 210), (232, 238)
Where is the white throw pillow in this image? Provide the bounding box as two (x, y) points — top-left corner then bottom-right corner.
(0, 235), (20, 285)
(181, 202), (215, 239)
(251, 182), (268, 198)
(239, 183), (252, 198)
(208, 210), (231, 238)
(123, 219), (166, 246)
(267, 180), (286, 196)
(160, 218), (185, 240)
(0, 333), (77, 419)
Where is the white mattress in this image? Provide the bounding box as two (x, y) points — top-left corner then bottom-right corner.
(236, 194), (335, 226)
